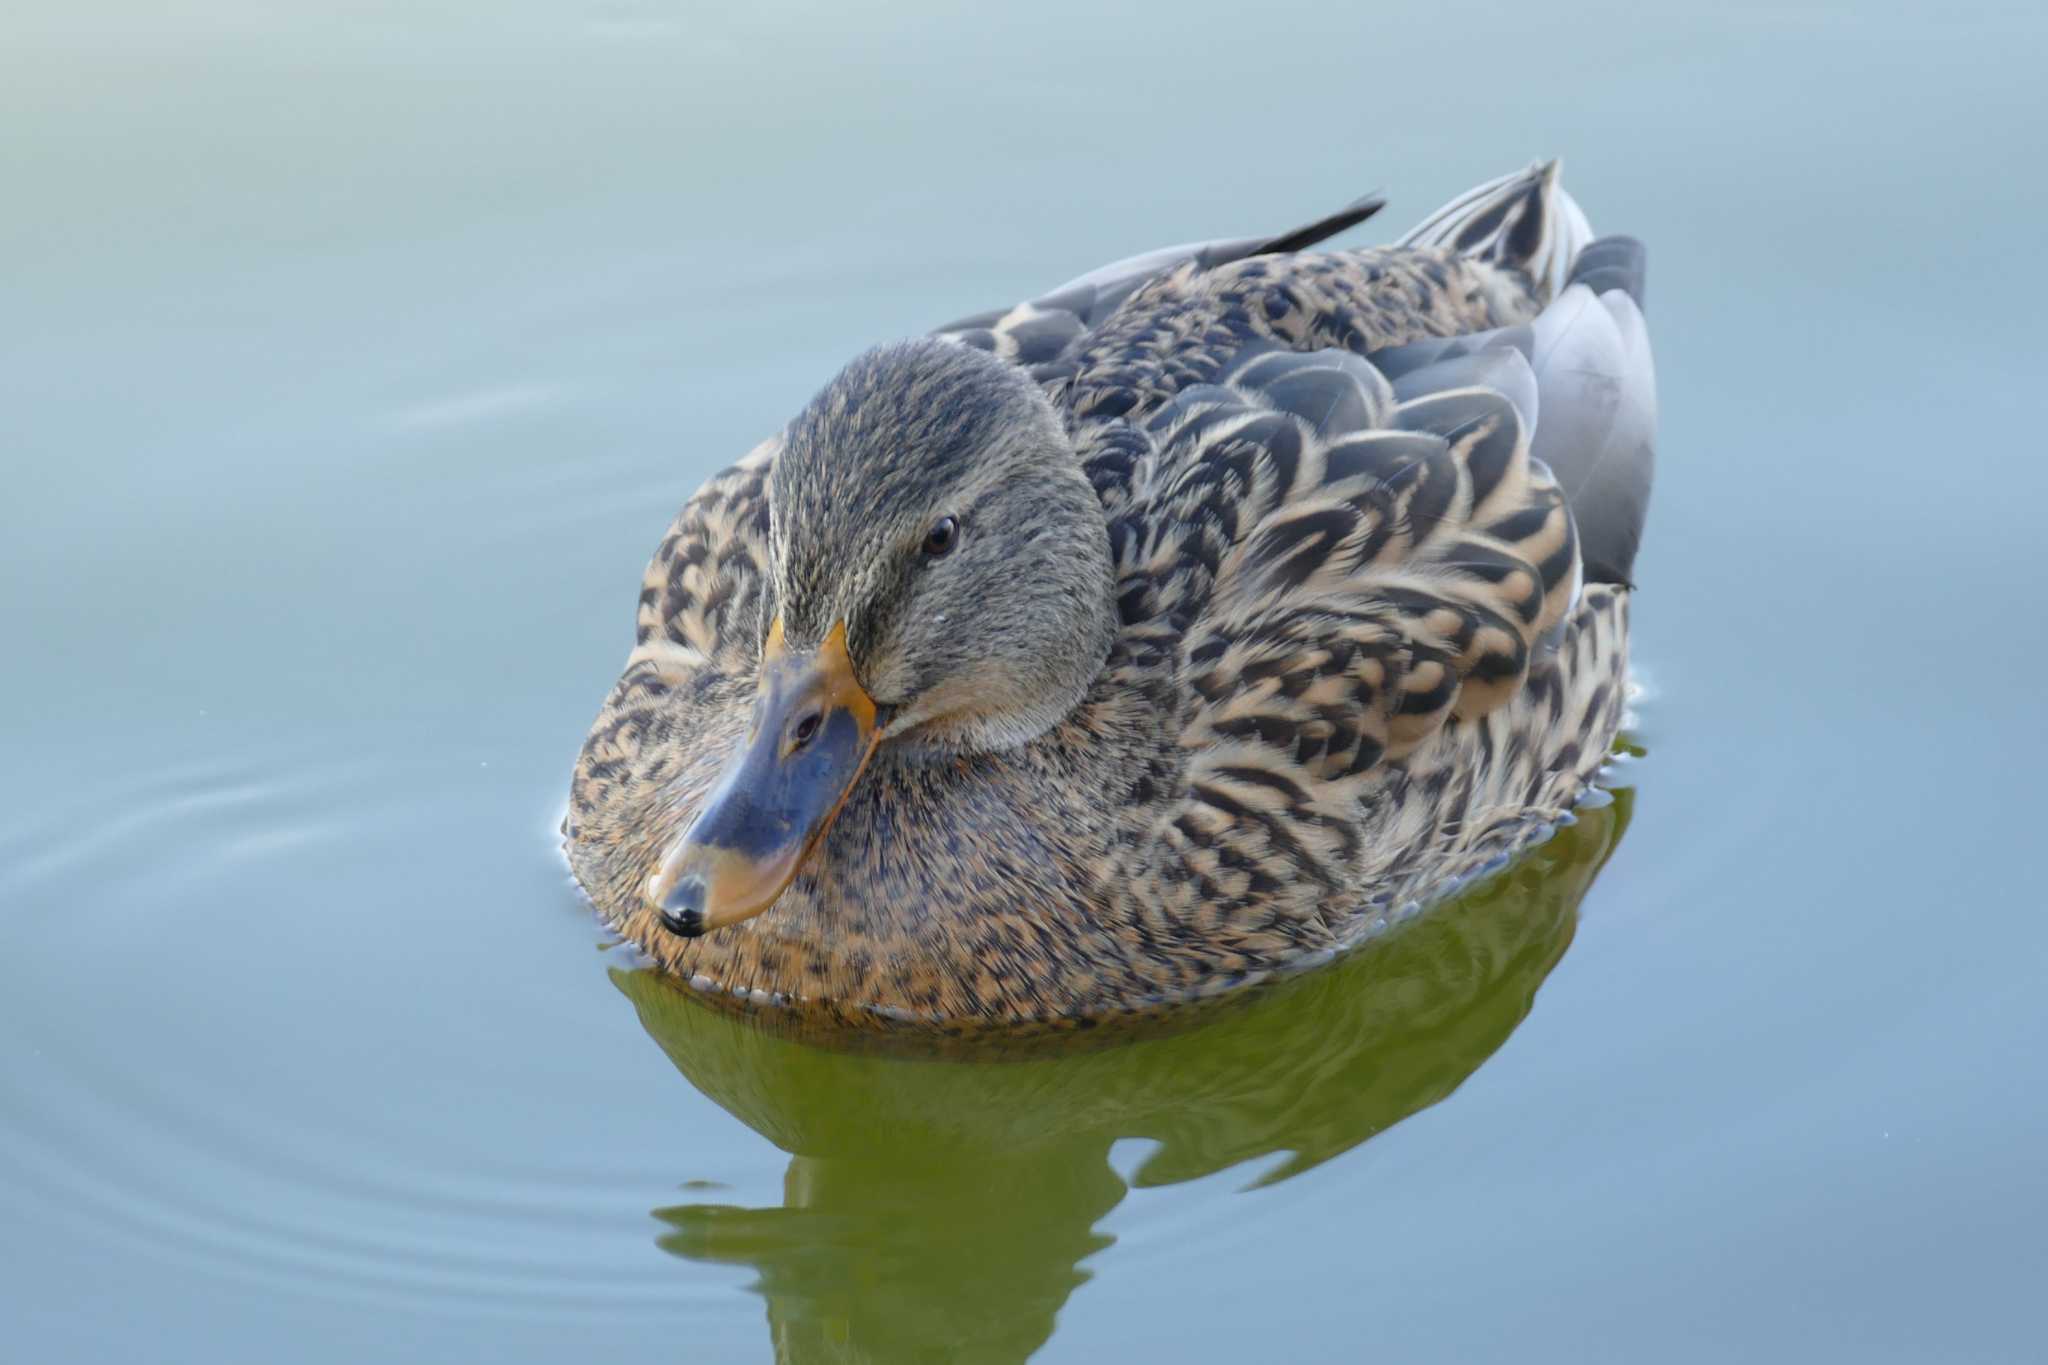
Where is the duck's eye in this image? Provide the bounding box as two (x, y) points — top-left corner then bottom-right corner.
(920, 515), (959, 559)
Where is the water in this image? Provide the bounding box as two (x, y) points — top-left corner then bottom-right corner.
(5, 2), (2045, 1360)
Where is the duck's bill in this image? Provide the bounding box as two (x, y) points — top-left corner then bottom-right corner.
(646, 621), (879, 937)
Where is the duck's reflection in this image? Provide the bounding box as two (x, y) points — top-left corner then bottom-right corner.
(615, 789), (1633, 1363)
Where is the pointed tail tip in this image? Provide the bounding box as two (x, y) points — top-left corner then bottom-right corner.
(1398, 158), (1593, 302)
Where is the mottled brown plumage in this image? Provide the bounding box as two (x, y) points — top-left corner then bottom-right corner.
(566, 162), (1655, 1028)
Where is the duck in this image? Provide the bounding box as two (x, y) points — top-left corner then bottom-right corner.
(565, 160), (1656, 1030)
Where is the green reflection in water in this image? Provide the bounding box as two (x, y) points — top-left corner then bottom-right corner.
(615, 787), (1633, 1363)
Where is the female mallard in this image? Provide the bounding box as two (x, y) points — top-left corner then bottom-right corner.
(566, 161), (1655, 1028)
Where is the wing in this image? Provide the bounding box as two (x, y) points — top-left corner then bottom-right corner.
(1160, 340), (1576, 786)
(933, 160), (1600, 378)
(1105, 247), (1653, 924)
(1368, 235), (1654, 583)
(930, 193), (1386, 369)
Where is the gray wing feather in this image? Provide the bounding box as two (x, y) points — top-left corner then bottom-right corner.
(1526, 285), (1655, 584)
(1383, 347), (1540, 438)
(1368, 282), (1654, 582)
(938, 172), (1654, 585)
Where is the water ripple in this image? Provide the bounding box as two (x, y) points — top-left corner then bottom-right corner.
(0, 746), (724, 1315)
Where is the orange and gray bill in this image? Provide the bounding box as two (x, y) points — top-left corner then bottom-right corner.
(645, 620), (879, 936)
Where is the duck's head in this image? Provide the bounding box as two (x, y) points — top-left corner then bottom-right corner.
(647, 338), (1116, 937)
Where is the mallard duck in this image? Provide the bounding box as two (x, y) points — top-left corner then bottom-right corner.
(566, 161), (1655, 1028)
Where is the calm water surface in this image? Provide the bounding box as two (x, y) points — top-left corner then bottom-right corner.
(6, 2), (2046, 1360)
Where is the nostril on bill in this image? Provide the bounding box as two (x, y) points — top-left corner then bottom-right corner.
(658, 874), (709, 937)
(790, 709), (822, 750)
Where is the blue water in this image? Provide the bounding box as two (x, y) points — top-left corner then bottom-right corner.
(5, 2), (2046, 1360)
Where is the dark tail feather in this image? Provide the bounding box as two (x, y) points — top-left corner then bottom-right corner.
(1240, 193), (1387, 259)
